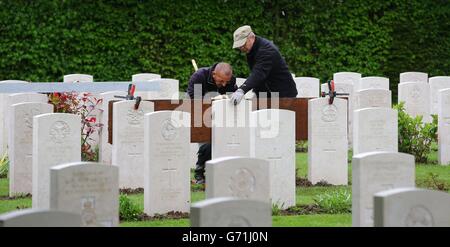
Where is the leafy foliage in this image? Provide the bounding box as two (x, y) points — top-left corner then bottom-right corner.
(48, 91), (103, 161)
(394, 102), (438, 163)
(119, 194), (142, 221)
(313, 189), (352, 214)
(0, 0), (449, 100)
(0, 153), (8, 178)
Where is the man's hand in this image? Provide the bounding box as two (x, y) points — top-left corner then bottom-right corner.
(230, 89), (245, 105)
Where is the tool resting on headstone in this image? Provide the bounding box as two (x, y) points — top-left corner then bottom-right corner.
(114, 84), (142, 110)
(320, 79), (349, 104)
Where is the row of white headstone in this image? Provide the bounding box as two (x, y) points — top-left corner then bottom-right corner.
(0, 73), (181, 158)
(1, 72), (449, 227)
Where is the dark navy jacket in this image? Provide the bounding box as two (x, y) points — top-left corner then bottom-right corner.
(239, 36), (297, 98)
(187, 63), (237, 99)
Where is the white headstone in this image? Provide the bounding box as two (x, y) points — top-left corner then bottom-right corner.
(112, 100), (154, 189)
(5, 93), (49, 153)
(308, 98), (348, 185)
(352, 152), (415, 227)
(374, 188), (450, 227)
(355, 89), (391, 110)
(63, 74), (93, 83)
(9, 102), (53, 196)
(429, 76), (450, 115)
(144, 111), (191, 216)
(333, 72), (361, 91)
(191, 197), (272, 227)
(438, 88), (450, 165)
(32, 113), (81, 209)
(251, 109), (296, 209)
(205, 157), (270, 203)
(190, 143), (200, 169)
(0, 80), (29, 156)
(398, 82), (431, 123)
(98, 91), (126, 165)
(400, 72), (428, 83)
(212, 99), (252, 159)
(132, 73), (161, 81)
(49, 162), (119, 227)
(294, 77), (320, 98)
(147, 79), (179, 100)
(353, 108), (398, 155)
(359, 76), (389, 90)
(322, 82), (355, 146)
(0, 209), (81, 227)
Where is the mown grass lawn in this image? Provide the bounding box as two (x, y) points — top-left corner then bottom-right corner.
(1, 147), (449, 226)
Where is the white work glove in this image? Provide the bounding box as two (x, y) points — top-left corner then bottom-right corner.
(230, 89), (245, 105)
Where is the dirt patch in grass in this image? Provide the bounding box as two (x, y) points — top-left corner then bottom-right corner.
(296, 177), (312, 187)
(138, 211), (189, 220)
(119, 188), (144, 195)
(0, 193), (31, 200)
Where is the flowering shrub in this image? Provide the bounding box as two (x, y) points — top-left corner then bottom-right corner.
(48, 92), (103, 161)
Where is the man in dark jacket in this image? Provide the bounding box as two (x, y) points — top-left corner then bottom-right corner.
(230, 25), (298, 105)
(187, 62), (237, 184)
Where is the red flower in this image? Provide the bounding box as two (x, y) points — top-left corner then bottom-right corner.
(86, 117), (96, 123)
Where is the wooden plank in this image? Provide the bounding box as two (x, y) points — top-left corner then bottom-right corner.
(108, 98), (311, 144)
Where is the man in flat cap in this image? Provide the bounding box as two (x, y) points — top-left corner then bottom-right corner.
(230, 25), (297, 105)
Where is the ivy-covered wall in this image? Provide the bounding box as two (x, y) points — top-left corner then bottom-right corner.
(0, 0), (449, 100)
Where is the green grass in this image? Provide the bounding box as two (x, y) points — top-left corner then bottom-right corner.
(272, 214), (351, 227)
(1, 145), (449, 227)
(120, 214), (351, 227)
(0, 197), (31, 214)
(0, 178), (8, 197)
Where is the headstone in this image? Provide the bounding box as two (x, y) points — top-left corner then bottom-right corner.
(251, 109), (296, 209)
(355, 89), (391, 110)
(49, 162), (119, 227)
(352, 151), (415, 227)
(429, 76), (450, 114)
(398, 82), (431, 123)
(211, 99), (252, 159)
(32, 113), (81, 209)
(0, 209), (81, 227)
(190, 143), (200, 169)
(322, 82), (354, 146)
(112, 100), (154, 189)
(132, 73), (161, 81)
(8, 102), (53, 196)
(294, 77), (320, 98)
(133, 73), (162, 100)
(4, 93), (49, 153)
(63, 74), (100, 149)
(190, 197), (272, 227)
(205, 157), (270, 203)
(438, 88), (450, 165)
(147, 79), (179, 100)
(0, 80), (29, 156)
(374, 188), (450, 227)
(63, 74), (93, 83)
(359, 76), (389, 90)
(98, 91), (126, 165)
(308, 98), (348, 185)
(333, 72), (361, 91)
(144, 111), (191, 216)
(400, 72), (428, 83)
(353, 108), (398, 155)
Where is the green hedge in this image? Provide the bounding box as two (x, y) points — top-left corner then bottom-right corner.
(0, 0), (449, 101)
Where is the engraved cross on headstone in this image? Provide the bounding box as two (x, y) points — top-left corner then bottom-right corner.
(162, 158), (177, 192)
(227, 134), (240, 147)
